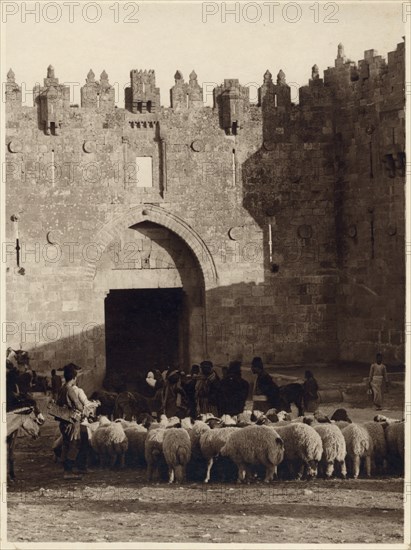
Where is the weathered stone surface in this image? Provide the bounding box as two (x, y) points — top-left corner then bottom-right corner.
(4, 42), (405, 390)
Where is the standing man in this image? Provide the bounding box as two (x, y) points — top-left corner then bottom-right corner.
(302, 370), (320, 412)
(251, 357), (280, 413)
(56, 364), (95, 479)
(195, 361), (221, 417)
(161, 369), (189, 419)
(368, 352), (389, 411)
(183, 364), (200, 419)
(219, 361), (250, 416)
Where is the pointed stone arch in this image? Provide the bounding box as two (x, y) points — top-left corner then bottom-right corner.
(85, 204), (218, 290)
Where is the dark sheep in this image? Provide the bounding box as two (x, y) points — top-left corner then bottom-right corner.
(330, 409), (352, 423)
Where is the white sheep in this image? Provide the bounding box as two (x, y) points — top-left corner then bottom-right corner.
(90, 416), (128, 469)
(384, 421), (404, 474)
(220, 425), (285, 483)
(274, 423), (323, 479)
(313, 423), (347, 478)
(121, 423), (147, 467)
(159, 414), (169, 427)
(181, 417), (193, 431)
(334, 420), (351, 431)
(374, 414), (403, 424)
(53, 421), (100, 463)
(198, 413), (215, 422)
(220, 414), (237, 426)
(189, 420), (210, 458)
(199, 426), (238, 483)
(185, 420), (210, 482)
(144, 425), (166, 481)
(114, 418), (139, 429)
(341, 423), (373, 478)
(237, 411), (253, 425)
(277, 411), (292, 422)
(162, 428), (192, 483)
(362, 421), (387, 474)
(166, 416), (181, 428)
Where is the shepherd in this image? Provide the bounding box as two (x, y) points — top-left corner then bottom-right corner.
(56, 364), (97, 479)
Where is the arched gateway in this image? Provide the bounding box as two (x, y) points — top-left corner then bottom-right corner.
(88, 205), (218, 390)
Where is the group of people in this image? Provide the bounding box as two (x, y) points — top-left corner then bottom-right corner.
(144, 357), (320, 419)
(142, 360), (250, 420)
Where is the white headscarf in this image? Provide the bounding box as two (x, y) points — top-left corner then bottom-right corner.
(146, 371), (156, 387)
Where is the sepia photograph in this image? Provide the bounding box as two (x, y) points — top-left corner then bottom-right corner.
(0, 0), (410, 547)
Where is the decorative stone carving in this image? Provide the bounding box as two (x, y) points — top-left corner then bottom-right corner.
(228, 224), (262, 241)
(46, 230), (62, 245)
(263, 141), (276, 151)
(386, 224), (397, 236)
(297, 225), (313, 239)
(191, 139), (205, 152)
(347, 225), (357, 238)
(8, 140), (22, 153)
(83, 140), (96, 153)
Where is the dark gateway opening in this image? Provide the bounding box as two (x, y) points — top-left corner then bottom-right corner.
(104, 288), (185, 391)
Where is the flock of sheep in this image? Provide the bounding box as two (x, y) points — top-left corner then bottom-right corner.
(53, 409), (405, 484)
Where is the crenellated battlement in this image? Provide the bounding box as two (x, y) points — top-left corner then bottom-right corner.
(5, 41), (405, 137)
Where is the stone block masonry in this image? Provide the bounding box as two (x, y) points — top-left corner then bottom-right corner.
(4, 42), (405, 391)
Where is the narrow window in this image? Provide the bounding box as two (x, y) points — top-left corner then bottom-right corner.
(97, 93), (100, 109)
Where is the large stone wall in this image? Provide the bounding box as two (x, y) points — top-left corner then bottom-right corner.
(328, 44), (406, 364)
(4, 42), (405, 391)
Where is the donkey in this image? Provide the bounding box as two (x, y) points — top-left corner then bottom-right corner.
(7, 399), (45, 481)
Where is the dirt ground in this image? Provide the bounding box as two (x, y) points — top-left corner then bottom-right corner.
(6, 365), (406, 545)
